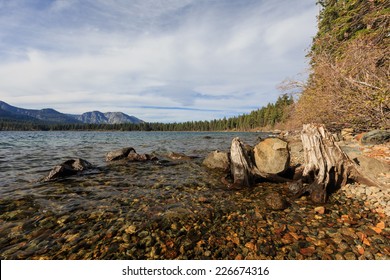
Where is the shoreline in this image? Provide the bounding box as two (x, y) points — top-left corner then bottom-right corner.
(282, 130), (390, 217)
(0, 130), (389, 260)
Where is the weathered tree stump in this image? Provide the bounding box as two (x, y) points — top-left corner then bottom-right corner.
(230, 137), (255, 188)
(300, 123), (381, 203)
(225, 125), (382, 199)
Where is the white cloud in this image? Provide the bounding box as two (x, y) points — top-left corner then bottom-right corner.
(0, 0), (318, 122)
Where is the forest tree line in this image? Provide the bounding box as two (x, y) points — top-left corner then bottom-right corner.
(2, 1), (388, 132)
(0, 95), (293, 131)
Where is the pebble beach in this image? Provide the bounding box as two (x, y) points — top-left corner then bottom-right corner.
(0, 131), (389, 260)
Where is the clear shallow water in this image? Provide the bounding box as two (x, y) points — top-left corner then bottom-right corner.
(1, 131), (388, 260)
(0, 131), (262, 190)
(0, 131), (268, 259)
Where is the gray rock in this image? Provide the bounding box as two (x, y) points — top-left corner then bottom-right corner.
(166, 152), (192, 160)
(340, 145), (361, 159)
(354, 156), (390, 178)
(361, 130), (390, 145)
(254, 138), (290, 174)
(288, 140), (304, 166)
(106, 147), (136, 161)
(288, 180), (304, 196)
(202, 150), (230, 172)
(43, 158), (93, 181)
(265, 191), (288, 210)
(127, 153), (158, 162)
(289, 141), (303, 155)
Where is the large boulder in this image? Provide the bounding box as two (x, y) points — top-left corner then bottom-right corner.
(43, 158), (93, 181)
(254, 138), (290, 174)
(106, 147), (136, 161)
(361, 130), (390, 145)
(202, 150), (230, 172)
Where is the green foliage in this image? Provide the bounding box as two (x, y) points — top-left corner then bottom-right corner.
(312, 0), (389, 55)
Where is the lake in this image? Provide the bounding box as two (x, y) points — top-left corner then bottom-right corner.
(0, 131), (387, 260)
(0, 131), (269, 259)
(0, 131), (264, 190)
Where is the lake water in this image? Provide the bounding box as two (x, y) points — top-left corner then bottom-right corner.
(0, 131), (264, 191)
(1, 131), (387, 260)
(0, 131), (271, 259)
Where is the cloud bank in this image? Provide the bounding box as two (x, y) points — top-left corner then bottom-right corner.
(0, 0), (318, 122)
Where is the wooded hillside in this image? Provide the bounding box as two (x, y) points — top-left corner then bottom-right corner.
(291, 0), (389, 130)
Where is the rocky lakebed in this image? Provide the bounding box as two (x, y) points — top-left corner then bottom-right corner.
(0, 130), (389, 260)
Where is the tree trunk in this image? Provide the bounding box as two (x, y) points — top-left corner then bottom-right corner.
(300, 123), (381, 203)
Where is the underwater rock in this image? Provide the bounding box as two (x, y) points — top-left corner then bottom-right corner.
(166, 152), (192, 160)
(127, 153), (158, 162)
(265, 191), (288, 210)
(42, 158), (94, 181)
(202, 150), (230, 172)
(106, 147), (136, 161)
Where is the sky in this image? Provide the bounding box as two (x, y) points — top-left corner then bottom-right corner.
(0, 0), (318, 122)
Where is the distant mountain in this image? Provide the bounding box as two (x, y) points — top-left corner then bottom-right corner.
(104, 112), (143, 124)
(0, 101), (81, 124)
(72, 111), (143, 124)
(0, 101), (143, 124)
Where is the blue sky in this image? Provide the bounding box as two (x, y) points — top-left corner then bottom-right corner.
(0, 0), (318, 122)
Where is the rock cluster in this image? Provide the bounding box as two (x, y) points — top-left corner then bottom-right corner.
(2, 179), (388, 260)
(106, 147), (158, 162)
(343, 184), (390, 216)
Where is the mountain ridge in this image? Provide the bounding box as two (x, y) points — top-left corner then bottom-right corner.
(0, 101), (143, 124)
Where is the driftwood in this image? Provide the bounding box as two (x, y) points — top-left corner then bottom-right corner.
(228, 137), (291, 188)
(230, 137), (255, 187)
(299, 124), (381, 203)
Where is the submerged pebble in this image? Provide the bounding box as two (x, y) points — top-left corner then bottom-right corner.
(0, 132), (389, 260)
